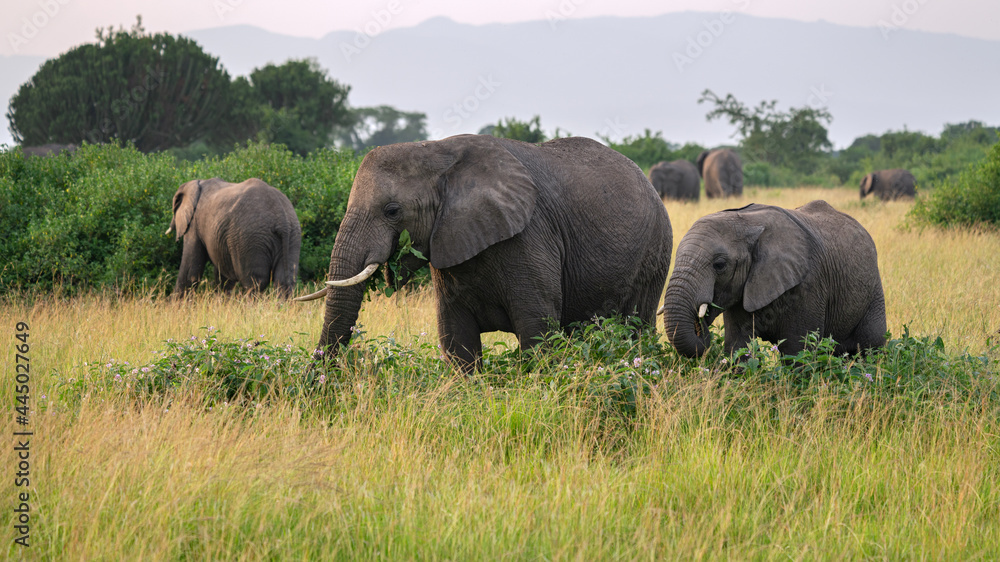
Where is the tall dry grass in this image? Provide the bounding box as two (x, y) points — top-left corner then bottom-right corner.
(1, 185), (998, 559)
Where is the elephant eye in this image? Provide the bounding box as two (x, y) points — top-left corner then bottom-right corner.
(712, 257), (727, 272)
(383, 203), (402, 220)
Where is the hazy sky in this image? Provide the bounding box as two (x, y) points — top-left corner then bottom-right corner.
(3, 0), (999, 57)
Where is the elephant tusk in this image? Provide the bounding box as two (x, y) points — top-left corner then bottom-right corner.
(326, 263), (379, 287)
(698, 303), (709, 318)
(165, 227), (173, 235)
(657, 304), (667, 315)
(293, 287), (329, 302)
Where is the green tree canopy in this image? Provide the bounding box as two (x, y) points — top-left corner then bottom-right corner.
(699, 89), (833, 174)
(333, 105), (427, 151)
(485, 116), (547, 144)
(6, 17), (231, 152)
(246, 58), (352, 155)
(602, 129), (705, 171)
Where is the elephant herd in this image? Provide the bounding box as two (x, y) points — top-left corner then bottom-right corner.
(168, 134), (914, 370)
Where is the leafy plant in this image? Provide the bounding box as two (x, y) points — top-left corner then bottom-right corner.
(908, 140), (1000, 228)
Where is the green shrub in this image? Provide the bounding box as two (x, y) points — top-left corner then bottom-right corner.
(908, 141), (1000, 228)
(0, 141), (361, 294)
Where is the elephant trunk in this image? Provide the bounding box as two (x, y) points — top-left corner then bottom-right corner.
(662, 274), (714, 358)
(316, 215), (392, 359)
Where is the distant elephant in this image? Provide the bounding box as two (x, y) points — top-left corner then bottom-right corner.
(660, 200), (886, 358)
(297, 134), (674, 370)
(648, 159), (700, 201)
(696, 149), (743, 198)
(166, 178), (301, 297)
(860, 169), (916, 200)
(21, 143), (78, 157)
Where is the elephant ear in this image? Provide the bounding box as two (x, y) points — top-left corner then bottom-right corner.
(742, 207), (815, 313)
(861, 174), (875, 196)
(170, 180), (202, 241)
(696, 150), (709, 176)
(429, 136), (539, 269)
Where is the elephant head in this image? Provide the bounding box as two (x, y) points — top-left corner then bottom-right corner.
(661, 204), (812, 357)
(167, 179), (203, 240)
(859, 174), (875, 198)
(696, 150), (709, 177)
(299, 134), (539, 357)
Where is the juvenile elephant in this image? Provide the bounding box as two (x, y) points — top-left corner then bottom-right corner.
(648, 159), (700, 201)
(860, 169), (916, 200)
(297, 134), (674, 370)
(697, 149), (743, 198)
(167, 178), (301, 297)
(660, 200), (886, 357)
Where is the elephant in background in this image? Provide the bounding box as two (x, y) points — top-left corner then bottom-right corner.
(167, 178), (301, 297)
(661, 200), (886, 358)
(21, 143), (78, 157)
(860, 169), (916, 200)
(297, 134), (674, 370)
(697, 149), (743, 198)
(648, 159), (700, 201)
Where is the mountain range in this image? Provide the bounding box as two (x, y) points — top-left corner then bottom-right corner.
(3, 13), (998, 149)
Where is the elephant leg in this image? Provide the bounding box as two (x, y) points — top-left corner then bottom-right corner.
(272, 253), (297, 298)
(437, 304), (483, 372)
(220, 276), (239, 294)
(512, 303), (561, 351)
(836, 297), (887, 355)
(175, 237), (209, 295)
(237, 260), (272, 293)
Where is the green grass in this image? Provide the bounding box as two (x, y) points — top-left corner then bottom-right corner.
(2, 186), (999, 559)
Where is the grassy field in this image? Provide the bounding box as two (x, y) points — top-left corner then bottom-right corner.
(2, 186), (999, 559)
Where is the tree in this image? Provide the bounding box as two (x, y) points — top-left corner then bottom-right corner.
(486, 116), (547, 143)
(698, 89), (833, 174)
(333, 105), (427, 151)
(7, 17), (232, 152)
(602, 129), (705, 171)
(247, 58), (351, 155)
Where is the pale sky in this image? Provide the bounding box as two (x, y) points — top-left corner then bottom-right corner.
(3, 0), (999, 57)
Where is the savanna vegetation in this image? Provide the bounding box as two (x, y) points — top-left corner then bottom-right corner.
(2, 186), (999, 559)
(4, 16), (1000, 559)
(0, 142), (359, 294)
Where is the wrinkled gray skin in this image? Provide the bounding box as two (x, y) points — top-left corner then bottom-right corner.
(696, 149), (743, 198)
(648, 159), (700, 201)
(168, 178), (301, 297)
(860, 169), (916, 200)
(314, 134), (674, 370)
(662, 200), (886, 358)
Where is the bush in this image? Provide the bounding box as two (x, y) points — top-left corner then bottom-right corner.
(908, 141), (1000, 228)
(0, 141), (360, 294)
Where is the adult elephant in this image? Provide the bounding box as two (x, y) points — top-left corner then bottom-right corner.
(860, 169), (916, 200)
(696, 149), (743, 198)
(298, 134), (674, 370)
(648, 159), (700, 201)
(660, 201), (885, 357)
(166, 178), (301, 297)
